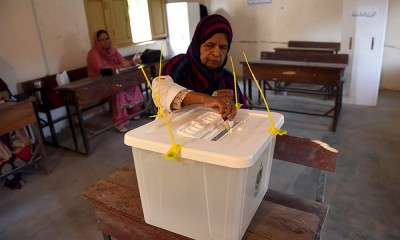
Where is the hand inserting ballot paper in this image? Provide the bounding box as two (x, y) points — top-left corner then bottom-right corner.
(211, 90), (236, 121)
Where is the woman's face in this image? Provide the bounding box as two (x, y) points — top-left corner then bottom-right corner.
(98, 32), (111, 49)
(200, 33), (228, 69)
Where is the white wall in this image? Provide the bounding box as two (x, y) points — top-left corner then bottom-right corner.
(208, 0), (399, 91)
(381, 0), (400, 90)
(0, 0), (398, 95)
(0, 0), (48, 95)
(0, 0), (167, 95)
(209, 0), (342, 77)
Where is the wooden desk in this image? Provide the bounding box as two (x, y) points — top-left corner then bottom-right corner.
(56, 65), (153, 155)
(82, 164), (320, 240)
(0, 97), (47, 178)
(241, 60), (347, 131)
(274, 47), (337, 54)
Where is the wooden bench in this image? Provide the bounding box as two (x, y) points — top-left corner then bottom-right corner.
(83, 164), (320, 240)
(268, 134), (338, 240)
(82, 134), (337, 240)
(21, 67), (89, 146)
(288, 41), (341, 53)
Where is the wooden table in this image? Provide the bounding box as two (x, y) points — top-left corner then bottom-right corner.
(56, 65), (153, 155)
(241, 60), (347, 131)
(82, 164), (320, 240)
(0, 97), (47, 178)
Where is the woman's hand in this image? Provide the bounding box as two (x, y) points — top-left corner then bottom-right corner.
(203, 90), (236, 120)
(183, 90), (237, 120)
(212, 89), (234, 100)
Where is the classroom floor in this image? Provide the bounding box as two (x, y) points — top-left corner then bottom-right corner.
(0, 90), (399, 240)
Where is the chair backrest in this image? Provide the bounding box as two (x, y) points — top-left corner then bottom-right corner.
(273, 134), (337, 173)
(21, 67), (87, 109)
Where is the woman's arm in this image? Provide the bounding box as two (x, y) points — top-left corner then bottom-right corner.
(152, 75), (187, 113)
(87, 49), (105, 76)
(152, 76), (236, 120)
(87, 49), (129, 75)
(183, 91), (236, 120)
(115, 51), (130, 69)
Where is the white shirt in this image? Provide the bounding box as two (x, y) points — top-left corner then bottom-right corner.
(151, 75), (192, 113)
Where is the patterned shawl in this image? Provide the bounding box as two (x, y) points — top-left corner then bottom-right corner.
(162, 14), (247, 108)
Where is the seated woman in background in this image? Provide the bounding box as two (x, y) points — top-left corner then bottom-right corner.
(153, 14), (247, 121)
(87, 29), (143, 133)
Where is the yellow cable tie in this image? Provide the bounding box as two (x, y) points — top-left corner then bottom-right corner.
(229, 56), (242, 109)
(139, 65), (164, 118)
(163, 143), (184, 161)
(243, 52), (287, 136)
(156, 43), (184, 160)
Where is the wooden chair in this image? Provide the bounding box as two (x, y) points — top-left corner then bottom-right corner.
(268, 134), (338, 240)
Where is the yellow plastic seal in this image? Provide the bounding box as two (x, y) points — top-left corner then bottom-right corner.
(243, 52), (287, 136)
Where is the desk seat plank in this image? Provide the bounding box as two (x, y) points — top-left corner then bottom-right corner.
(105, 164), (138, 191)
(0, 97), (37, 135)
(82, 164), (320, 240)
(264, 190), (329, 239)
(245, 200), (319, 240)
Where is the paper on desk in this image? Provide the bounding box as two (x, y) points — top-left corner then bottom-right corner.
(56, 70), (70, 86)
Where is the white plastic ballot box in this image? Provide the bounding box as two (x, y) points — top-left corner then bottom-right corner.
(124, 106), (284, 240)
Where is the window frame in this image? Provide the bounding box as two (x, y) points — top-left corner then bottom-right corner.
(84, 0), (167, 47)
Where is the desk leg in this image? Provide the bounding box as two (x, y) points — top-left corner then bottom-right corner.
(316, 170), (327, 203)
(248, 78), (253, 101)
(246, 78), (254, 109)
(65, 105), (79, 151)
(45, 110), (59, 145)
(75, 107), (91, 155)
(243, 77), (247, 102)
(339, 81), (344, 114)
(244, 78), (255, 109)
(34, 109), (46, 146)
(332, 84), (341, 132)
(30, 121), (48, 173)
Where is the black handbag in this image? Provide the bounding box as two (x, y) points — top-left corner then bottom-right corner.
(140, 49), (162, 64)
